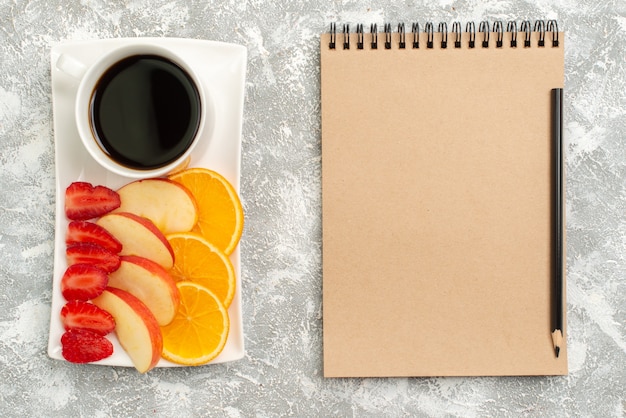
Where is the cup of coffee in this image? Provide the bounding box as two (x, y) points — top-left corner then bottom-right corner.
(56, 43), (210, 178)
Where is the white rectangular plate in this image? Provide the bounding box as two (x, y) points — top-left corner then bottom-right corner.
(47, 38), (247, 368)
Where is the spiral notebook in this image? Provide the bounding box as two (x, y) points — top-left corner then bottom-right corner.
(321, 20), (567, 377)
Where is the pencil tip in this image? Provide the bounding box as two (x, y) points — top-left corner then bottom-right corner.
(555, 346), (560, 358)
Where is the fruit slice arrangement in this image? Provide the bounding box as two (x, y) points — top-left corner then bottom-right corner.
(58, 169), (243, 372)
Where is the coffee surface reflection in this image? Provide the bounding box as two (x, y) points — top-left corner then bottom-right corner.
(90, 55), (201, 170)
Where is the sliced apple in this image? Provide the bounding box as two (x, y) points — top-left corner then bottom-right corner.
(108, 255), (180, 326)
(96, 212), (174, 269)
(115, 178), (198, 234)
(92, 287), (162, 373)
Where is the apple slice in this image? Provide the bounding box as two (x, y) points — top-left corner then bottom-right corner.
(115, 178), (198, 234)
(108, 255), (180, 326)
(96, 212), (174, 269)
(92, 287), (162, 373)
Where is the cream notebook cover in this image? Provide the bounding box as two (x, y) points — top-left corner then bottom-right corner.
(321, 21), (567, 377)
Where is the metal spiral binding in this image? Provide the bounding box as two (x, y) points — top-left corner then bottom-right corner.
(398, 23), (406, 49)
(493, 21), (504, 47)
(411, 23), (419, 48)
(534, 20), (546, 46)
(384, 23), (391, 49)
(466, 22), (476, 48)
(452, 22), (462, 48)
(327, 20), (558, 50)
(507, 21), (518, 47)
(521, 21), (532, 47)
(439, 22), (448, 48)
(342, 24), (350, 49)
(425, 22), (434, 48)
(479, 21), (490, 48)
(547, 20), (559, 47)
(384, 23), (392, 49)
(329, 23), (336, 49)
(371, 24), (378, 49)
(356, 24), (364, 49)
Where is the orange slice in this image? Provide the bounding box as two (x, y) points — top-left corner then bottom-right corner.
(168, 168), (243, 255)
(161, 282), (229, 365)
(166, 232), (235, 308)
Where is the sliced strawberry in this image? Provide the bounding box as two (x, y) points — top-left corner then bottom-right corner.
(66, 243), (121, 273)
(61, 263), (109, 301)
(61, 328), (114, 363)
(61, 300), (115, 335)
(66, 220), (123, 253)
(65, 181), (121, 221)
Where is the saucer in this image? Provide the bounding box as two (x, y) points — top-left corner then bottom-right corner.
(47, 38), (247, 368)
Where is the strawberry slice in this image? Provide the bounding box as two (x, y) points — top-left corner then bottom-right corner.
(61, 263), (109, 301)
(61, 300), (115, 335)
(66, 243), (121, 273)
(66, 220), (123, 253)
(61, 328), (114, 363)
(65, 181), (121, 221)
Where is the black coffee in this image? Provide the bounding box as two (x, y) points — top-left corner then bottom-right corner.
(90, 55), (201, 170)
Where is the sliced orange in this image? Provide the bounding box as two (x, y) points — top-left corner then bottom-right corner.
(168, 168), (243, 255)
(166, 232), (235, 308)
(161, 282), (229, 365)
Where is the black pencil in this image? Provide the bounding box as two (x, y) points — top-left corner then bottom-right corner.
(551, 88), (564, 358)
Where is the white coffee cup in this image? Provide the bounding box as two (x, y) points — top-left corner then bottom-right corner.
(55, 43), (211, 178)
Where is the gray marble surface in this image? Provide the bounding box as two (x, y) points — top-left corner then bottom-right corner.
(1, 0), (625, 416)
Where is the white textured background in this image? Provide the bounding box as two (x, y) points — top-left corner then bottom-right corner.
(1, 0), (625, 416)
